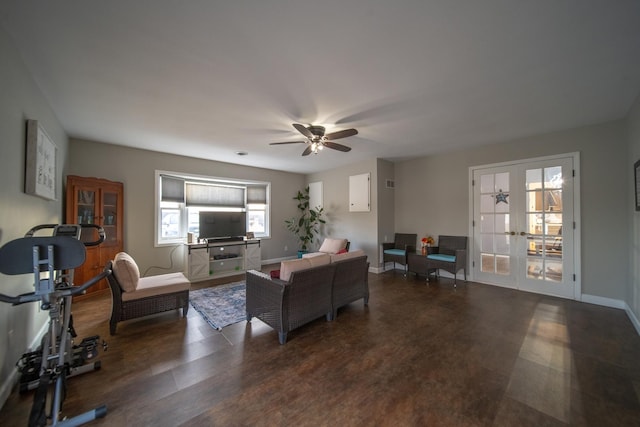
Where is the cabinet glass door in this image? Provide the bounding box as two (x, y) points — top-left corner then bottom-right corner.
(76, 188), (98, 245)
(102, 190), (119, 245)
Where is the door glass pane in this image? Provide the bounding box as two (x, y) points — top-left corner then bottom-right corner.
(545, 166), (563, 188)
(495, 173), (509, 192)
(545, 259), (563, 282)
(480, 175), (494, 193)
(527, 214), (543, 235)
(495, 235), (510, 254)
(526, 169), (542, 190)
(480, 214), (494, 233)
(495, 214), (509, 234)
(481, 194), (494, 212)
(481, 253), (495, 273)
(481, 234), (493, 252)
(527, 258), (543, 279)
(496, 255), (510, 275)
(527, 236), (543, 257)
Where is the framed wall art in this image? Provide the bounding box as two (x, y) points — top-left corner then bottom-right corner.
(25, 119), (57, 201)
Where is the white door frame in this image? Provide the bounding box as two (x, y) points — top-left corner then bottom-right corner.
(468, 152), (582, 300)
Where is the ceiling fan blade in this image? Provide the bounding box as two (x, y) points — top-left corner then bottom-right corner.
(324, 128), (358, 140)
(269, 141), (307, 145)
(323, 141), (352, 152)
(301, 146), (313, 156)
(293, 123), (314, 139)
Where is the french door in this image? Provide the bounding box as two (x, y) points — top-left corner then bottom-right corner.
(471, 155), (578, 299)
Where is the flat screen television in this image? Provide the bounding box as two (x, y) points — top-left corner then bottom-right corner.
(198, 211), (246, 240)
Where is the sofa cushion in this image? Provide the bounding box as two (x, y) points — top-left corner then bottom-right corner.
(306, 252), (331, 267)
(318, 238), (348, 254)
(112, 252), (140, 292)
(280, 258), (312, 282)
(330, 249), (366, 263)
(427, 254), (456, 263)
(122, 272), (190, 302)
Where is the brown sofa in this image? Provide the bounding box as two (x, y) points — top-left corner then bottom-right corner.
(246, 251), (369, 344)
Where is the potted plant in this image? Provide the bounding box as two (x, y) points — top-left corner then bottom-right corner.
(285, 186), (325, 256)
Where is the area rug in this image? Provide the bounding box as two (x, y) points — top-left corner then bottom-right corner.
(189, 281), (246, 330)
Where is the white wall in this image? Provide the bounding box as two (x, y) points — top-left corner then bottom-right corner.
(377, 159), (395, 267)
(307, 158), (380, 265)
(395, 120), (628, 300)
(68, 139), (306, 272)
(0, 27), (69, 407)
(628, 95), (640, 321)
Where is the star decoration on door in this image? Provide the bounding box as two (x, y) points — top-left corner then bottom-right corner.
(495, 189), (509, 204)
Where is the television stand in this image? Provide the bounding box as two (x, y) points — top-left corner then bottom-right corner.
(206, 236), (244, 244)
(184, 239), (261, 282)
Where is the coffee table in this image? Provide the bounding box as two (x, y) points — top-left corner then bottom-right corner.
(407, 251), (437, 280)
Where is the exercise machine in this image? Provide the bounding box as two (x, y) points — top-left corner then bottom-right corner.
(0, 224), (110, 426)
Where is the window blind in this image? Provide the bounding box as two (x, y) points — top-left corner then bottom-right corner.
(247, 185), (267, 204)
(161, 175), (185, 203)
(185, 183), (245, 208)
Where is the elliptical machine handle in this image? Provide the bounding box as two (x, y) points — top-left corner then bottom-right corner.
(65, 268), (112, 296)
(24, 224), (58, 237)
(80, 224), (106, 247)
(0, 291), (42, 306)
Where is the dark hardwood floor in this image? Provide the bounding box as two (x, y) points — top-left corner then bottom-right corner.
(2, 267), (640, 426)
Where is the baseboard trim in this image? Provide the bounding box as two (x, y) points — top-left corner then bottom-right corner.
(0, 319), (48, 410)
(624, 303), (640, 336)
(581, 293), (640, 336)
(580, 293), (626, 309)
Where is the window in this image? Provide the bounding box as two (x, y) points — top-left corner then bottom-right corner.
(156, 171), (270, 246)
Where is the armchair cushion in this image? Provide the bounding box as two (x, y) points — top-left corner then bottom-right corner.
(122, 272), (190, 302)
(427, 254), (456, 263)
(112, 252), (140, 292)
(384, 249), (406, 256)
(318, 238), (348, 254)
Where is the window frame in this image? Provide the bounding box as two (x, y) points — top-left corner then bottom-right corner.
(155, 170), (271, 247)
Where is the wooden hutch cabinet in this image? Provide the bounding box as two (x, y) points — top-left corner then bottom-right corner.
(65, 175), (124, 298)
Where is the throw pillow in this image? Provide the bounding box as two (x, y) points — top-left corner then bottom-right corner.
(318, 238), (348, 254)
(112, 252), (140, 292)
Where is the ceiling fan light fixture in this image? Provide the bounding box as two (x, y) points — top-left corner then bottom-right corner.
(269, 123), (356, 156)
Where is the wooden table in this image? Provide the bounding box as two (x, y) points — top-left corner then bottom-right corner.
(407, 250), (437, 280)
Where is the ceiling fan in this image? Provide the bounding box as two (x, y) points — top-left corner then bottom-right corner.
(269, 123), (358, 156)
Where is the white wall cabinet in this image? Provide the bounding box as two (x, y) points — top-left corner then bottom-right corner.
(349, 173), (370, 212)
(185, 240), (261, 282)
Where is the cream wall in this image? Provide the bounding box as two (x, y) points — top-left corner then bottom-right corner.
(307, 158), (380, 265)
(68, 139), (306, 273)
(628, 95), (640, 322)
(0, 27), (69, 405)
(377, 159), (395, 268)
(395, 120), (628, 300)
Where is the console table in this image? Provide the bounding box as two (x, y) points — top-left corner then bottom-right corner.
(407, 250), (437, 280)
(184, 239), (261, 282)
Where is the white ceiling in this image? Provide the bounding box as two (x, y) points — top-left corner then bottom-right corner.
(2, 1), (640, 174)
